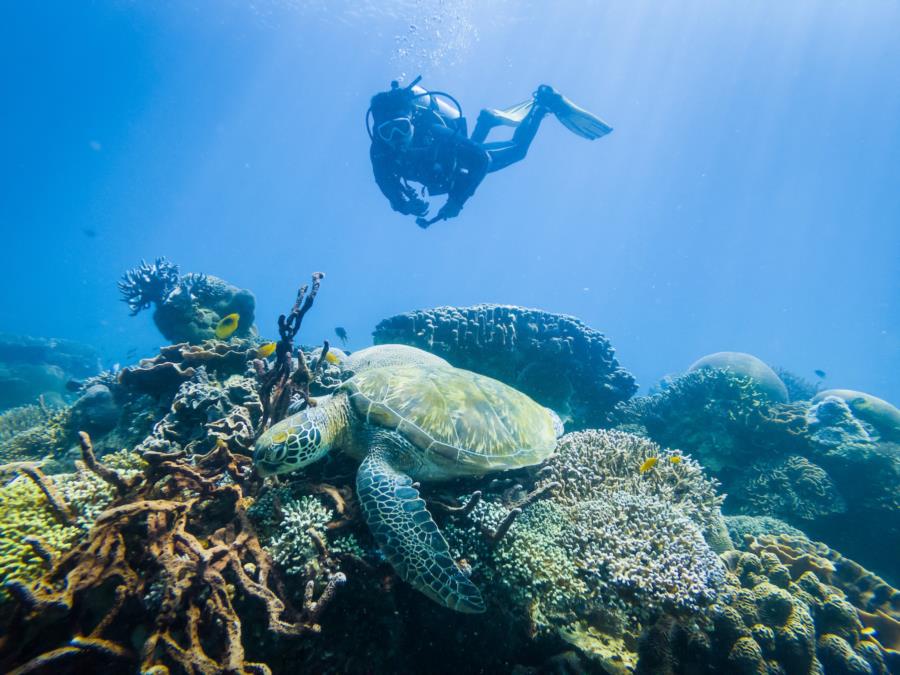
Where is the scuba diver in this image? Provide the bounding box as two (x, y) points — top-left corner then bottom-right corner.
(367, 77), (612, 228)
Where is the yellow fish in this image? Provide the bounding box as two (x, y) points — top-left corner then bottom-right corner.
(257, 342), (277, 358)
(639, 457), (658, 473)
(215, 313), (240, 339)
(861, 627), (877, 636)
(324, 351), (341, 365)
(670, 455), (682, 464)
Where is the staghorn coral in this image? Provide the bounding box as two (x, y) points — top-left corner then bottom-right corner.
(774, 366), (822, 402)
(373, 304), (637, 428)
(735, 455), (846, 521)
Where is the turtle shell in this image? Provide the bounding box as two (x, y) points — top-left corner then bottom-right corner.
(342, 363), (558, 472)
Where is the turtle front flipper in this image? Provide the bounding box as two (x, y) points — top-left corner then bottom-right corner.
(356, 446), (486, 613)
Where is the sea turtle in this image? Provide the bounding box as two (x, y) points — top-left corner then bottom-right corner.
(253, 358), (563, 613)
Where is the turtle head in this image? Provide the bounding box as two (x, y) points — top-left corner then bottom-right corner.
(254, 399), (342, 476)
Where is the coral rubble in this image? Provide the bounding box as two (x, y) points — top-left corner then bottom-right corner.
(373, 304), (637, 428)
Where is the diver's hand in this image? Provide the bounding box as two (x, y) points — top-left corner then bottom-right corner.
(437, 199), (463, 220)
(396, 197), (429, 216)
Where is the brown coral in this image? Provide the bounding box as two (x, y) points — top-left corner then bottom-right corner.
(0, 430), (343, 673)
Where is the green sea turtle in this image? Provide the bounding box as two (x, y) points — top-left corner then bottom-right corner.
(253, 357), (562, 612)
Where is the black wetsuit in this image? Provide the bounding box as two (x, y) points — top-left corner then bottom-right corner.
(371, 101), (548, 221)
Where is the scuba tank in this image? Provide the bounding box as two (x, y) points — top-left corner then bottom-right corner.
(366, 76), (466, 140)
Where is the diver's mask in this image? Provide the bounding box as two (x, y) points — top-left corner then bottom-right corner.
(377, 116), (414, 146)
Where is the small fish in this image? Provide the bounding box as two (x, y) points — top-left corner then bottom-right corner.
(861, 627), (877, 637)
(126, 347), (137, 357)
(257, 342), (277, 358)
(82, 228), (97, 238)
(335, 326), (349, 346)
(324, 351), (342, 365)
(814, 369), (826, 379)
(215, 313), (240, 339)
(669, 455), (682, 464)
(639, 457), (658, 473)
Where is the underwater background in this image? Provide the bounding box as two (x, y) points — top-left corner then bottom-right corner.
(1, 2), (899, 674)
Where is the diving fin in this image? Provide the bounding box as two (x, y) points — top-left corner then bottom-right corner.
(489, 99), (535, 126)
(536, 85), (613, 140)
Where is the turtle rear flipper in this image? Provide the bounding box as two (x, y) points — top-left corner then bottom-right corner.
(356, 445), (486, 614)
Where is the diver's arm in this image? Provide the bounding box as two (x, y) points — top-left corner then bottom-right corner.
(370, 145), (427, 216)
(440, 136), (489, 219)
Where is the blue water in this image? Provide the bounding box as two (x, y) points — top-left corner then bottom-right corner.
(2, 1), (898, 401)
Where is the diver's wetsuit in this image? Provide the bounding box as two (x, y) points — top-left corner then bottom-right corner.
(370, 101), (549, 220)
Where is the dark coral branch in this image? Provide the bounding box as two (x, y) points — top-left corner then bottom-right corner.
(18, 464), (76, 526)
(78, 431), (133, 496)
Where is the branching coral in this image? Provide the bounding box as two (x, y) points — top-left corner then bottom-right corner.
(614, 368), (807, 473)
(0, 449), (144, 603)
(539, 429), (725, 537)
(256, 273), (325, 430)
(117, 257), (180, 315)
(443, 429), (727, 647)
(0, 430), (343, 673)
(0, 405), (73, 464)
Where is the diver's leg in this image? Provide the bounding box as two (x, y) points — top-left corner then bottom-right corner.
(485, 104), (548, 173)
(470, 109), (506, 144)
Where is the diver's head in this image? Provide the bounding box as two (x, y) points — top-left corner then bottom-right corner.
(370, 85), (416, 150)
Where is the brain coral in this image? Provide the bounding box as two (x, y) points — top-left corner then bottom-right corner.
(638, 533), (897, 674)
(372, 304), (637, 428)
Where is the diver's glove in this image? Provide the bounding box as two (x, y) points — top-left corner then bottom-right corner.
(437, 198), (463, 220)
(396, 196), (429, 217)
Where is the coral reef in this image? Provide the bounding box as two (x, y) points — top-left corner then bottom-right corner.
(724, 514), (806, 545)
(637, 532), (898, 674)
(0, 333), (100, 410)
(0, 450), (144, 604)
(774, 366), (822, 402)
(119, 258), (257, 344)
(813, 389), (900, 442)
(614, 368), (807, 473)
(734, 455), (847, 521)
(0, 403), (73, 464)
(372, 304), (637, 428)
(440, 429), (727, 667)
(687, 351), (789, 402)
